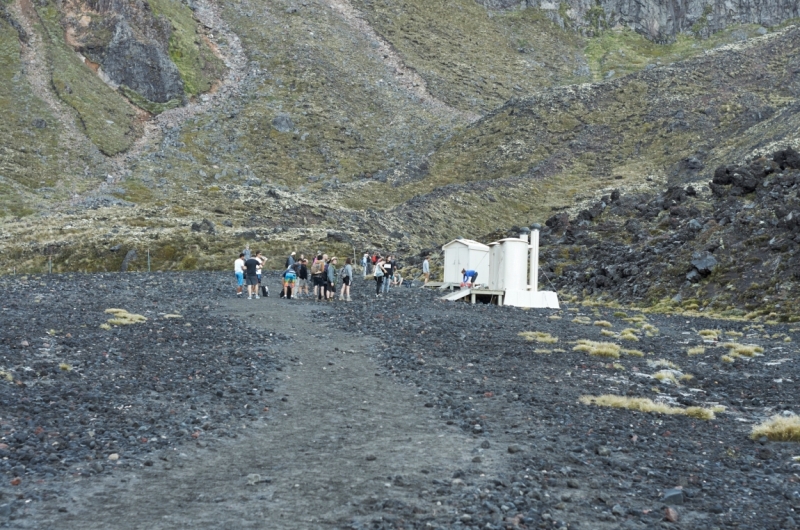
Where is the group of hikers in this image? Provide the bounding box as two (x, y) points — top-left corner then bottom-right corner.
(234, 245), (431, 301)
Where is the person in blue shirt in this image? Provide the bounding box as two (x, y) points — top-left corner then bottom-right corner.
(461, 268), (478, 287)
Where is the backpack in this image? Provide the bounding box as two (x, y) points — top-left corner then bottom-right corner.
(374, 264), (384, 278)
(310, 261), (324, 276)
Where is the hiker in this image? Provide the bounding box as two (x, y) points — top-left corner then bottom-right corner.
(244, 252), (262, 299)
(374, 256), (386, 297)
(339, 257), (353, 301)
(391, 270), (403, 287)
(256, 252), (268, 298)
(382, 255), (393, 294)
(282, 265), (297, 299)
(461, 268), (478, 288)
(296, 258), (309, 297)
(243, 245), (251, 261)
(234, 253), (245, 297)
(422, 255), (430, 285)
(286, 251), (296, 269)
(326, 257), (337, 301)
(311, 254), (326, 301)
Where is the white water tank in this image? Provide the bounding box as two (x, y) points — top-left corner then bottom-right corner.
(488, 236), (529, 291)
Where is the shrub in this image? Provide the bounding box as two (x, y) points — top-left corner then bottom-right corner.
(574, 340), (621, 358)
(751, 414), (800, 442)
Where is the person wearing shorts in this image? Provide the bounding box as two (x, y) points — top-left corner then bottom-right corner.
(234, 253), (245, 296)
(244, 253), (261, 299)
(461, 268), (478, 287)
(283, 266), (297, 299)
(297, 259), (309, 297)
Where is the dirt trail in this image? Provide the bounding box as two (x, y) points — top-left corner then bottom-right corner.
(20, 298), (493, 528)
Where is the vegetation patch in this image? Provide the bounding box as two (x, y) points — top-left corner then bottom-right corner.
(593, 320), (612, 328)
(580, 394), (722, 419)
(687, 346), (706, 356)
(751, 414), (800, 442)
(574, 340), (620, 358)
(104, 308), (147, 326)
(518, 331), (558, 344)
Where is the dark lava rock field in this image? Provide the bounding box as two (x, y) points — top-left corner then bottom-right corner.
(1, 271), (799, 529)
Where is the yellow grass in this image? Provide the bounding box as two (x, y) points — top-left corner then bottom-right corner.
(518, 331), (558, 344)
(59, 363), (72, 371)
(648, 359), (679, 369)
(573, 340), (621, 358)
(725, 331), (743, 337)
(699, 329), (720, 340)
(579, 395), (720, 419)
(594, 320), (613, 328)
(548, 315), (562, 320)
(163, 314), (183, 319)
(99, 323), (112, 330)
(721, 354), (736, 363)
(750, 414), (800, 442)
(0, 371), (12, 382)
(600, 329), (617, 337)
(642, 324), (659, 336)
(623, 315), (647, 323)
(653, 370), (678, 384)
(104, 308), (147, 326)
(679, 374), (694, 381)
(721, 343), (764, 357)
(533, 348), (552, 354)
(612, 363), (625, 370)
(572, 316), (592, 325)
(620, 331), (639, 341)
(687, 346), (705, 356)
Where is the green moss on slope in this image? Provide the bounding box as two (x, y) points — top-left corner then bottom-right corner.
(36, 1), (139, 156)
(350, 0), (585, 113)
(148, 0), (225, 96)
(0, 17), (61, 215)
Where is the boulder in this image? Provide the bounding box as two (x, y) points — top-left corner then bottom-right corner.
(690, 251), (717, 276)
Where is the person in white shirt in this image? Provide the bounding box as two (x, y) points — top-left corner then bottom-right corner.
(422, 256), (430, 285)
(234, 253), (245, 296)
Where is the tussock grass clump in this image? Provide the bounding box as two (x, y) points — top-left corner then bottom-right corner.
(613, 311), (628, 318)
(59, 363), (72, 372)
(722, 343), (763, 357)
(612, 363), (625, 371)
(653, 370), (678, 384)
(518, 331), (558, 344)
(621, 348), (645, 357)
(619, 328), (640, 341)
(679, 374), (694, 381)
(163, 314), (183, 319)
(699, 329), (721, 340)
(721, 354), (736, 363)
(600, 329), (616, 337)
(99, 323), (112, 331)
(648, 359), (679, 369)
(0, 371), (12, 382)
(687, 346), (705, 356)
(572, 316), (592, 325)
(574, 340), (621, 358)
(751, 414), (800, 442)
(579, 395), (721, 419)
(725, 331), (744, 338)
(548, 315), (562, 321)
(642, 323), (659, 336)
(623, 315), (647, 324)
(594, 320), (613, 328)
(104, 308), (147, 326)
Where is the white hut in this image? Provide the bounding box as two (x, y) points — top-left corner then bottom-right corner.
(442, 238), (490, 286)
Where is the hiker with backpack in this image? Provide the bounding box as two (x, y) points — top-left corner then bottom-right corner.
(339, 257), (353, 301)
(311, 254), (326, 301)
(296, 258), (309, 297)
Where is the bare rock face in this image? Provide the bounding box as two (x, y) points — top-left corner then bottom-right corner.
(63, 0), (184, 103)
(475, 0), (800, 41)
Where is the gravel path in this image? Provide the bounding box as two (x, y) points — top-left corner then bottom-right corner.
(11, 278), (488, 528)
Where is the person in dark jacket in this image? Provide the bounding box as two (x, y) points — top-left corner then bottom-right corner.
(326, 257), (337, 301)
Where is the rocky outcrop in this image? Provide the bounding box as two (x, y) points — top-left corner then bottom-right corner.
(476, 0), (800, 41)
(62, 0), (184, 103)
